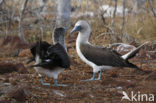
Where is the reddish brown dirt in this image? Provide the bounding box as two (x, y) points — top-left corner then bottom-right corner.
(0, 36), (155, 103)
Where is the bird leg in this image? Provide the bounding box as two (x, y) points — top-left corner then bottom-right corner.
(41, 76), (50, 86)
(95, 70), (102, 80)
(53, 79), (68, 87)
(81, 72), (96, 81)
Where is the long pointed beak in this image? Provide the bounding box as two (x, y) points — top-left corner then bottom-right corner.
(70, 26), (82, 35)
(70, 29), (76, 34)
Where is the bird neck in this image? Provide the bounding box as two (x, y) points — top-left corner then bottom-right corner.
(76, 31), (90, 45)
(53, 34), (67, 52)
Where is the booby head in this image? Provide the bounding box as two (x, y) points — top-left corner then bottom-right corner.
(53, 27), (66, 43)
(28, 27), (70, 86)
(69, 20), (143, 82)
(70, 20), (91, 35)
(52, 27), (67, 51)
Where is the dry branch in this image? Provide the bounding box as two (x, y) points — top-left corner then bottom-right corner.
(18, 0), (29, 43)
(148, 0), (156, 17)
(56, 0), (71, 29)
(97, 0), (107, 25)
(111, 0), (118, 26)
(121, 0), (126, 31)
(0, 0), (4, 6)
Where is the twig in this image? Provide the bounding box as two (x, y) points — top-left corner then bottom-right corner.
(97, 0), (107, 25)
(96, 32), (119, 39)
(18, 0), (29, 43)
(111, 0), (118, 26)
(148, 0), (156, 17)
(56, 0), (71, 28)
(119, 75), (136, 77)
(137, 27), (143, 34)
(0, 0), (4, 6)
(121, 0), (126, 31)
(40, 27), (43, 40)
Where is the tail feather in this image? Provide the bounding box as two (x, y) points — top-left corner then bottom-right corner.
(127, 62), (143, 71)
(122, 42), (148, 60)
(128, 62), (140, 69)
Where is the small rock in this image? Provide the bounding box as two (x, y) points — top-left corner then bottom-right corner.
(9, 87), (27, 102)
(0, 100), (10, 103)
(116, 86), (122, 90)
(9, 77), (17, 85)
(16, 63), (28, 74)
(3, 83), (11, 86)
(89, 94), (94, 98)
(0, 62), (27, 74)
(109, 71), (118, 78)
(145, 71), (156, 80)
(53, 90), (66, 97)
(125, 82), (136, 88)
(105, 88), (116, 92)
(0, 62), (17, 74)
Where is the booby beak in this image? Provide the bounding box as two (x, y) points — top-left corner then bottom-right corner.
(26, 57), (35, 64)
(70, 26), (82, 34)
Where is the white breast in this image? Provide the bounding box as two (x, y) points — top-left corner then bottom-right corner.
(34, 55), (64, 79)
(76, 34), (96, 68)
(34, 55), (41, 72)
(76, 34), (114, 73)
(36, 67), (65, 79)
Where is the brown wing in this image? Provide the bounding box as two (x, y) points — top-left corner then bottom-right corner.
(79, 43), (130, 67)
(47, 43), (70, 68)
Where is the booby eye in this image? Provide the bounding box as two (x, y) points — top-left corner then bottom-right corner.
(75, 25), (82, 31)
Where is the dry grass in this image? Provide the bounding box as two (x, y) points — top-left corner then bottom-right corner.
(125, 14), (156, 42)
(0, 0), (156, 102)
(1, 0), (155, 44)
(0, 34), (156, 102)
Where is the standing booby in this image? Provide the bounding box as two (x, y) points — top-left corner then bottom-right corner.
(28, 27), (70, 86)
(70, 20), (146, 81)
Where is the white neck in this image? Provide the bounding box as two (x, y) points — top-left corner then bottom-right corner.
(75, 31), (96, 70)
(76, 30), (91, 45)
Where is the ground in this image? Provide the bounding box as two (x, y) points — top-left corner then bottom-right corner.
(0, 0), (156, 102)
(0, 35), (156, 103)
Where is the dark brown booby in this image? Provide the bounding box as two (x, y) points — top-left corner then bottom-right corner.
(70, 20), (147, 81)
(28, 28), (70, 86)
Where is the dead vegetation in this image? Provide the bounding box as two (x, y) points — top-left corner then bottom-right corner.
(0, 0), (156, 102)
(0, 34), (155, 103)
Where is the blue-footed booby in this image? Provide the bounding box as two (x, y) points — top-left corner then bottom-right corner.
(28, 27), (70, 86)
(70, 20), (146, 81)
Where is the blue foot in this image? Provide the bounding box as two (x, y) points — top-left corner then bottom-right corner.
(53, 79), (68, 87)
(81, 72), (96, 81)
(95, 70), (102, 80)
(41, 77), (50, 86)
